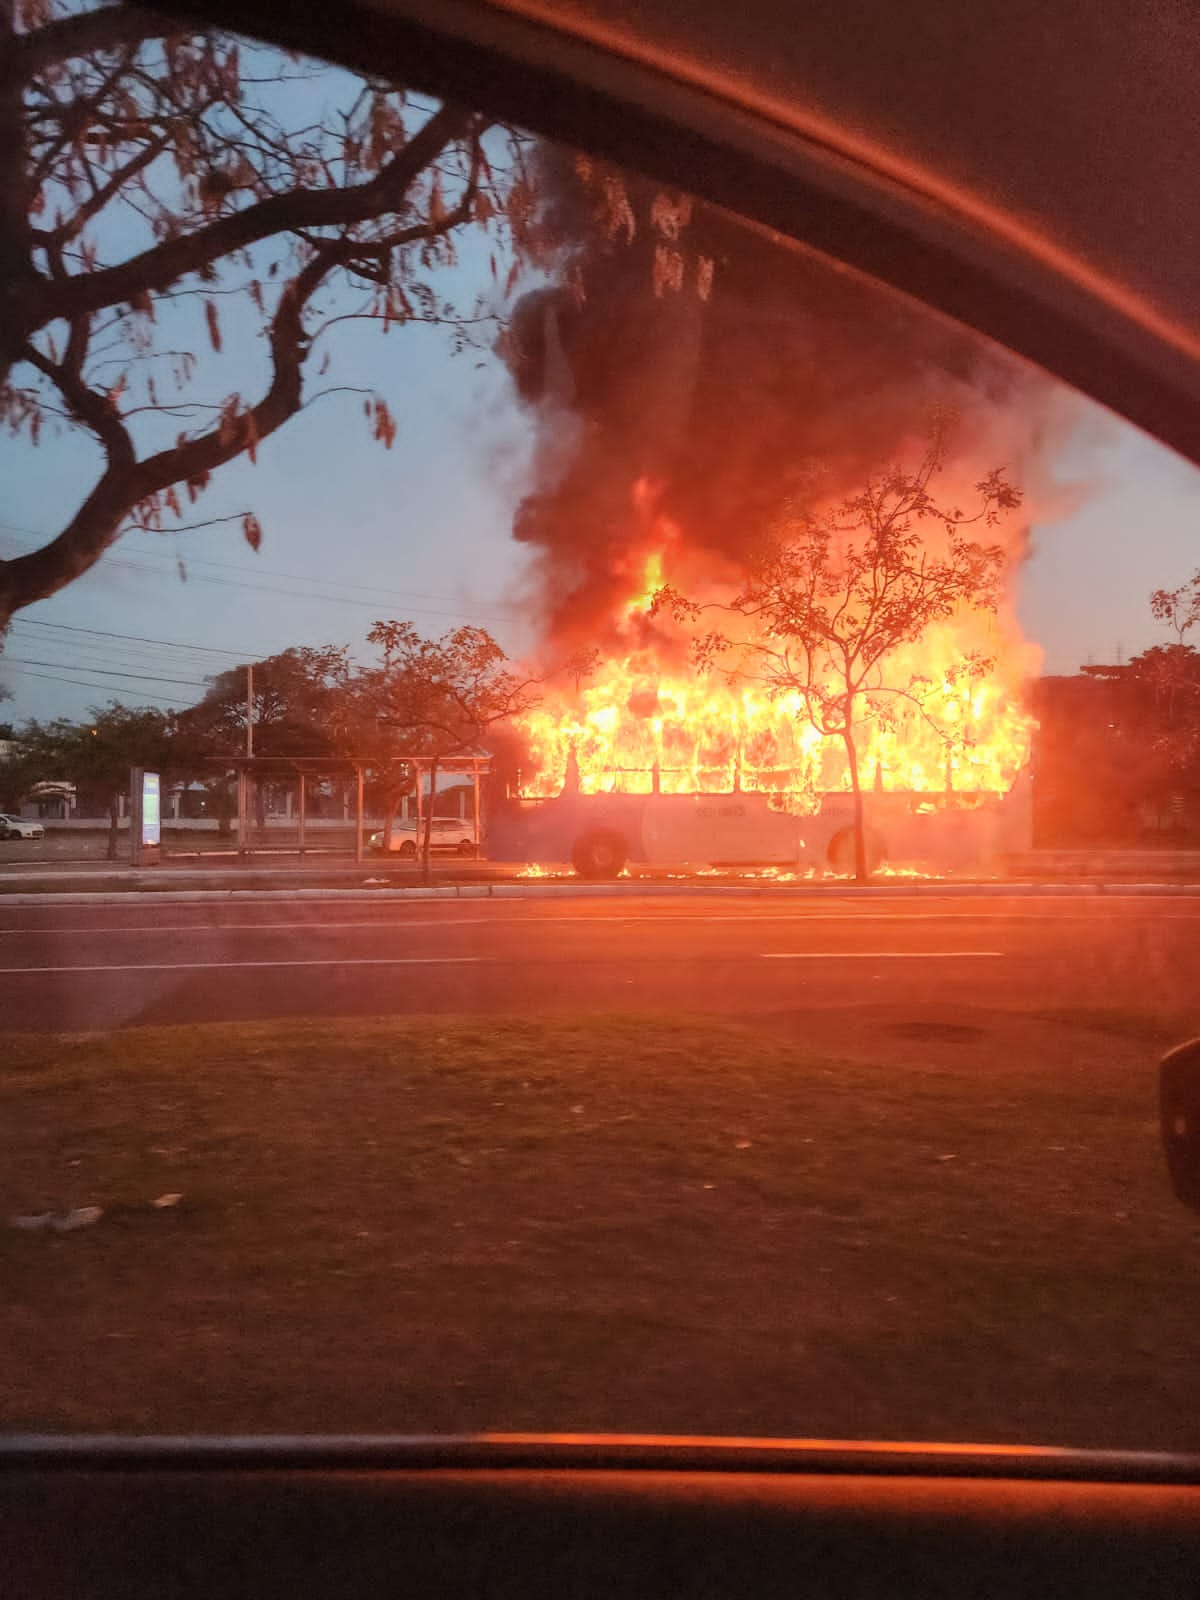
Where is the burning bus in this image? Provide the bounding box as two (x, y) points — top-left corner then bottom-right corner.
(490, 165), (1045, 878)
(487, 763), (1033, 879)
(487, 530), (1037, 879)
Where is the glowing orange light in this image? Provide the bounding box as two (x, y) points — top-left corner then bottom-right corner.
(518, 487), (1037, 806)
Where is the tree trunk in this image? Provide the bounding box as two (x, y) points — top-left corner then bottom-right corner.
(842, 710), (869, 884)
(380, 780), (406, 852)
(210, 777), (234, 837)
(107, 794), (121, 862)
(421, 755), (438, 884)
(0, 5), (35, 394)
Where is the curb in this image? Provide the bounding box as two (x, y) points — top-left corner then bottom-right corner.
(3, 881), (1200, 907)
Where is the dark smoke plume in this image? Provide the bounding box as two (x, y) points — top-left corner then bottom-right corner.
(506, 150), (1046, 649)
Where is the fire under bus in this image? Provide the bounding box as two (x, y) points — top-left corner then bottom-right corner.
(485, 752), (1033, 880)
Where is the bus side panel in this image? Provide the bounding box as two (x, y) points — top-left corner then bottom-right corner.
(483, 794), (653, 865)
(642, 793), (812, 866)
(854, 768), (1033, 872)
(484, 769), (1032, 873)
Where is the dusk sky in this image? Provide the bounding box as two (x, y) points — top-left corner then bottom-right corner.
(2, 50), (1198, 727)
(4, 324), (1197, 729)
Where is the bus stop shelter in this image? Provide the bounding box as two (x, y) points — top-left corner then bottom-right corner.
(217, 754), (492, 861)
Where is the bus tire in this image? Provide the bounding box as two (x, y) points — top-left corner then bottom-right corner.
(827, 826), (886, 875)
(572, 829), (628, 880)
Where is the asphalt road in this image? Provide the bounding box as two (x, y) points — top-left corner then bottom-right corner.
(2, 891), (1199, 1035)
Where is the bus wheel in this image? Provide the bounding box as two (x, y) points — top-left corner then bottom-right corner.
(572, 829), (628, 880)
(827, 826), (886, 875)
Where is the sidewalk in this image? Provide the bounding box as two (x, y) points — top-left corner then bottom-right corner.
(4, 859), (1200, 902)
(0, 856), (522, 896)
(4, 844), (1200, 899)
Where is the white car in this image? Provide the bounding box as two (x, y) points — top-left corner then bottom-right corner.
(368, 817), (478, 858)
(0, 814), (46, 840)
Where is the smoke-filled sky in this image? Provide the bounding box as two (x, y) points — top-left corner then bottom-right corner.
(2, 146), (1198, 725)
(502, 158), (1094, 657)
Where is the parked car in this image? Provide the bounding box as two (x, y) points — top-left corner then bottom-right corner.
(0, 814), (45, 840)
(368, 817), (478, 857)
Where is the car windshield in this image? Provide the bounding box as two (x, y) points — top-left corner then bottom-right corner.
(2, 2), (1198, 1454)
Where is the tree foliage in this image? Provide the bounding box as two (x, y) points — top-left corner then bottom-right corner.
(177, 644), (349, 758)
(347, 620), (540, 874)
(0, 0), (518, 628)
(657, 418), (1022, 880)
(1150, 570), (1200, 647)
(6, 699), (172, 854)
(1064, 573), (1200, 841)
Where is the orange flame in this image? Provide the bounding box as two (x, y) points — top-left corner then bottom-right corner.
(518, 487), (1038, 804)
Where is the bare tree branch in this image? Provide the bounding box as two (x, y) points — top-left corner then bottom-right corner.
(23, 103), (480, 335)
(5, 4), (178, 82)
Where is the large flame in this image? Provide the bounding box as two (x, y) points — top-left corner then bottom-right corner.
(517, 485), (1039, 804)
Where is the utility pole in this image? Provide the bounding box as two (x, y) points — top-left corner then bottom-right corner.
(239, 663), (254, 857)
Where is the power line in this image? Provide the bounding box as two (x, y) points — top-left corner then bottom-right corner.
(1, 667), (192, 707)
(2, 655), (207, 687)
(9, 617), (256, 659)
(108, 556), (518, 624)
(13, 645), (211, 682)
(121, 540), (526, 616)
(0, 520), (523, 624)
(8, 632), (225, 678)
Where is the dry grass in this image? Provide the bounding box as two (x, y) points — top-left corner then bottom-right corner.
(2, 1012), (1198, 1449)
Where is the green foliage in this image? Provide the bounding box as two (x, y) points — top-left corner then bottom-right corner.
(3, 701), (175, 851)
(176, 646), (350, 760)
(9, 702), (174, 799)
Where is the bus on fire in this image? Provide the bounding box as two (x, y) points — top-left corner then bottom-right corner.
(484, 754), (1033, 879)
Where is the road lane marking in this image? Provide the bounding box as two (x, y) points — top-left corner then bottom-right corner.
(0, 957), (488, 973)
(0, 919), (497, 934)
(762, 951), (1004, 959)
(2, 908), (1194, 935)
(0, 950), (1007, 974)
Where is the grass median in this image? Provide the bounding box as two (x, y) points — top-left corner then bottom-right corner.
(2, 1012), (1197, 1449)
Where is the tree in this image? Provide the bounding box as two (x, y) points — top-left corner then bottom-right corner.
(1151, 570), (1200, 647)
(1143, 569), (1200, 800)
(179, 645), (348, 756)
(9, 700), (173, 856)
(1125, 644), (1200, 771)
(657, 420), (1021, 881)
(347, 621), (540, 878)
(1074, 573), (1200, 840)
(0, 1), (517, 630)
(173, 644), (349, 830)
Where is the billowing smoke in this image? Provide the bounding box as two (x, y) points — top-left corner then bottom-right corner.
(505, 150), (1056, 652)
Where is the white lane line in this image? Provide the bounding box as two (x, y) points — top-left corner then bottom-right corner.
(0, 909), (1185, 934)
(0, 919), (493, 934)
(762, 951), (1005, 959)
(0, 951), (1006, 974)
(0, 957), (488, 973)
